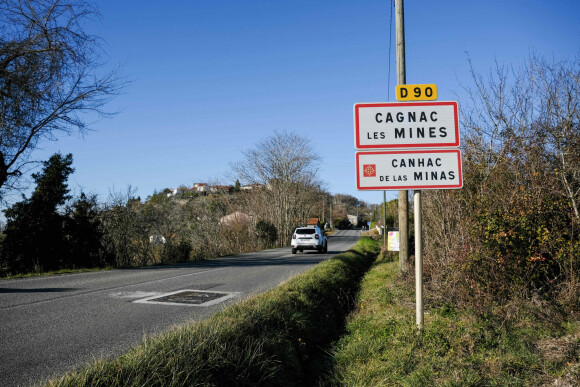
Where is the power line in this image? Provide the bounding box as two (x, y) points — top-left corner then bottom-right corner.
(388, 0), (394, 100)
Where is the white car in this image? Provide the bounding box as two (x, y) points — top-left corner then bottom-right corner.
(291, 226), (328, 254)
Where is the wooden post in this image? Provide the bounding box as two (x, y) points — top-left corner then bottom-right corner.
(395, 0), (409, 274)
(396, 0), (422, 330)
(383, 190), (387, 245)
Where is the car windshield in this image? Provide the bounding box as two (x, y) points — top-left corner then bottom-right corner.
(296, 229), (316, 235)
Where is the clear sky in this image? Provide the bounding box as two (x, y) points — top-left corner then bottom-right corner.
(24, 0), (580, 206)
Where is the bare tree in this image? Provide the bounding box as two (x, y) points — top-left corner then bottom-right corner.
(231, 131), (323, 245)
(462, 54), (579, 221)
(185, 196), (227, 259)
(532, 56), (580, 220)
(421, 54), (579, 306)
(0, 0), (123, 198)
(100, 186), (147, 267)
(144, 197), (190, 264)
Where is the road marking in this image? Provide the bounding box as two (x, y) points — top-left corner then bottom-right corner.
(109, 291), (163, 299)
(0, 267), (230, 311)
(134, 290), (241, 307)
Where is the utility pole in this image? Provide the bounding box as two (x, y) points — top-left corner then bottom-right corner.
(395, 0), (423, 329)
(395, 0), (409, 274)
(329, 200), (333, 229)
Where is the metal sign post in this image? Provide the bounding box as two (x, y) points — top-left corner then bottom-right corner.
(414, 190), (423, 329)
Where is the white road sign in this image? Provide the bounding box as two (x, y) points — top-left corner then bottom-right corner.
(356, 149), (463, 190)
(354, 101), (459, 149)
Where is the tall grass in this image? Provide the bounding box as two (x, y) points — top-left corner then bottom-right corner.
(45, 237), (379, 387)
(327, 256), (580, 386)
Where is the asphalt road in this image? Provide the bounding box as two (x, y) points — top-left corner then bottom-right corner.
(0, 229), (360, 387)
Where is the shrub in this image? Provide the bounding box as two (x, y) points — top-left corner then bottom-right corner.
(420, 54), (579, 311)
(256, 220), (278, 247)
(335, 218), (351, 230)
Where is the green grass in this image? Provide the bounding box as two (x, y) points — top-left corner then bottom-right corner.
(45, 237), (380, 387)
(326, 256), (580, 386)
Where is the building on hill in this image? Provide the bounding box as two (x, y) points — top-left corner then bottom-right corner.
(240, 183), (264, 191)
(307, 218), (320, 227)
(210, 185), (233, 193)
(193, 183), (208, 193)
(347, 214), (362, 227)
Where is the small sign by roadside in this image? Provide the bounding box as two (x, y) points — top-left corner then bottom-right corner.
(388, 231), (400, 251)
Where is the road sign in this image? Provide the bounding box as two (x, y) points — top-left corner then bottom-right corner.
(396, 84), (437, 101)
(388, 230), (400, 251)
(356, 149), (463, 190)
(354, 101), (459, 149)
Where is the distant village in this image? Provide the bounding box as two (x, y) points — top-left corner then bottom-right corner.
(156, 182), (367, 229)
(164, 182), (264, 197)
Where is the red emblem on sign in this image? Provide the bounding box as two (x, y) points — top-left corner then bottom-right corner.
(363, 164), (376, 177)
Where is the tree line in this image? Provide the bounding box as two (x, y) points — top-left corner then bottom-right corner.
(0, 131), (371, 276)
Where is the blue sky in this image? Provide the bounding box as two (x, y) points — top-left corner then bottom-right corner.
(25, 0), (580, 206)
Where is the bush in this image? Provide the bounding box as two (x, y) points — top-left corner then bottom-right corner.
(255, 220), (278, 247)
(162, 239), (192, 263)
(334, 217), (351, 230)
(420, 54), (579, 311)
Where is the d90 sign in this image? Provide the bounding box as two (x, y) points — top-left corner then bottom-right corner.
(396, 84), (437, 101)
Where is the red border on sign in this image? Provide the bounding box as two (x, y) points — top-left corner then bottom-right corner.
(356, 149), (463, 190)
(354, 101), (460, 149)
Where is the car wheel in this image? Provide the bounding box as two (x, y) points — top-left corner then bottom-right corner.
(317, 246), (323, 253)
(292, 248), (296, 254)
(323, 245), (328, 253)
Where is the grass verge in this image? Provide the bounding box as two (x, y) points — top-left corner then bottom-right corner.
(45, 237), (379, 387)
(326, 255), (580, 386)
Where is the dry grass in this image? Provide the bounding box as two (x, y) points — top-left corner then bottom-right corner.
(326, 256), (580, 386)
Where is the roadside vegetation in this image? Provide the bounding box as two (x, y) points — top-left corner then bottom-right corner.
(0, 266), (112, 280)
(327, 253), (579, 386)
(421, 54), (579, 315)
(329, 54), (579, 386)
(0, 131), (373, 277)
(45, 237), (379, 387)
